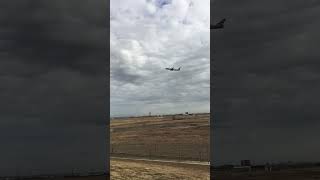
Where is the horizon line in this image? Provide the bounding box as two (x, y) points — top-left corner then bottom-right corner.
(110, 111), (210, 119)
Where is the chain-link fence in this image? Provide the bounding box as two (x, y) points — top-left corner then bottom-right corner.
(111, 143), (209, 162)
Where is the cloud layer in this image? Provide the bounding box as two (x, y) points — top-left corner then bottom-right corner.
(0, 1), (107, 176)
(212, 0), (320, 165)
(110, 0), (210, 117)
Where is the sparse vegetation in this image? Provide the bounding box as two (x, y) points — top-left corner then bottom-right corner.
(111, 158), (209, 180)
(110, 113), (210, 179)
(111, 113), (210, 161)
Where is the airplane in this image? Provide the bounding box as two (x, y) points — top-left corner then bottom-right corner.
(165, 67), (181, 71)
(211, 18), (226, 29)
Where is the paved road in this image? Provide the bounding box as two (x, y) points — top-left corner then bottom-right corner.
(111, 156), (210, 166)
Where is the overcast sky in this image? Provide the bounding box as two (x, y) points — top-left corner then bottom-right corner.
(0, 1), (107, 176)
(110, 0), (210, 117)
(212, 0), (320, 165)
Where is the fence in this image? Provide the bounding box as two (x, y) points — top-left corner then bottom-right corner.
(110, 143), (210, 162)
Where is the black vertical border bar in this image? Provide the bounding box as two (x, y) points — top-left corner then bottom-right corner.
(210, 0), (214, 178)
(106, 0), (110, 178)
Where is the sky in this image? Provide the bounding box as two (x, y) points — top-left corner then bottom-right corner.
(212, 0), (320, 165)
(0, 1), (108, 176)
(110, 0), (210, 117)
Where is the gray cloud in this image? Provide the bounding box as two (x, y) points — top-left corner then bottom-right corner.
(0, 0), (107, 176)
(110, 0), (210, 117)
(212, 0), (320, 165)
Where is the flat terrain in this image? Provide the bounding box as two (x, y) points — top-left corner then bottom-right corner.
(111, 113), (210, 161)
(213, 167), (320, 180)
(111, 158), (209, 180)
(110, 113), (210, 179)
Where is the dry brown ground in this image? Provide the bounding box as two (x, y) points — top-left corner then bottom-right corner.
(110, 114), (210, 179)
(110, 114), (210, 160)
(111, 158), (209, 180)
(111, 114), (209, 145)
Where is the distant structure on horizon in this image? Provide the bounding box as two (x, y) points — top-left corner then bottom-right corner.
(110, 112), (210, 119)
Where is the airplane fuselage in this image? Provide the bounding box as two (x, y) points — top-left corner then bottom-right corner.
(165, 67), (181, 71)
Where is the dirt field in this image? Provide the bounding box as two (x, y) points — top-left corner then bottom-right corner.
(110, 113), (210, 161)
(111, 158), (209, 180)
(110, 113), (210, 179)
(212, 167), (320, 180)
